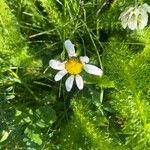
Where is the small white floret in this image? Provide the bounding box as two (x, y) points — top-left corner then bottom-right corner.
(119, 4), (150, 30)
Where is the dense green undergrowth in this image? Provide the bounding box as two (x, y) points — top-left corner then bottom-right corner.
(0, 0), (150, 149)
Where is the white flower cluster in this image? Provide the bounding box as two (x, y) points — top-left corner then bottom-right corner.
(119, 3), (150, 30)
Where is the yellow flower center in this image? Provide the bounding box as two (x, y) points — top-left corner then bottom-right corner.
(65, 57), (83, 75)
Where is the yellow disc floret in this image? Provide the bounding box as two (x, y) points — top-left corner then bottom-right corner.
(65, 57), (83, 75)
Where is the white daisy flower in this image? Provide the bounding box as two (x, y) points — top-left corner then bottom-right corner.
(119, 3), (150, 30)
(49, 40), (103, 92)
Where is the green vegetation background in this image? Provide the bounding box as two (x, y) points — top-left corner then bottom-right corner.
(0, 0), (150, 149)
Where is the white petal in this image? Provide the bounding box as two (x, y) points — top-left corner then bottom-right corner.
(128, 11), (138, 30)
(64, 40), (76, 57)
(141, 3), (150, 13)
(49, 59), (65, 70)
(138, 9), (148, 29)
(84, 64), (103, 76)
(54, 70), (67, 81)
(119, 7), (134, 18)
(65, 75), (74, 92)
(120, 14), (128, 29)
(75, 75), (84, 90)
(119, 8), (134, 29)
(80, 56), (89, 64)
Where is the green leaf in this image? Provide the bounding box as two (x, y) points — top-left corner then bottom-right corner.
(24, 128), (42, 146)
(84, 74), (115, 89)
(0, 130), (9, 142)
(30, 133), (42, 146)
(35, 106), (56, 127)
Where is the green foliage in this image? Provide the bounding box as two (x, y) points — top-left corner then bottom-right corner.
(0, 0), (150, 149)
